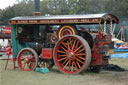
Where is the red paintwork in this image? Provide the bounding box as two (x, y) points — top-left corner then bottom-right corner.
(63, 30), (71, 36)
(90, 32), (111, 66)
(6, 47), (12, 56)
(34, 12), (40, 16)
(57, 25), (77, 39)
(42, 48), (53, 59)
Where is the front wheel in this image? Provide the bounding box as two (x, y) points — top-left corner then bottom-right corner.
(17, 48), (38, 71)
(53, 35), (91, 74)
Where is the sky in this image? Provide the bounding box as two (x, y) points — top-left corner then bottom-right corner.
(0, 0), (17, 9)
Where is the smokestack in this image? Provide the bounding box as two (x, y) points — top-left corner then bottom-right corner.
(34, 0), (40, 16)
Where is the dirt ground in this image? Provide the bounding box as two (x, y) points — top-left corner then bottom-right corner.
(0, 58), (128, 85)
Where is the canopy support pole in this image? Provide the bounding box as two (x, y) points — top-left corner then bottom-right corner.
(112, 24), (116, 34)
(110, 21), (113, 36)
(104, 21), (106, 33)
(99, 22), (103, 32)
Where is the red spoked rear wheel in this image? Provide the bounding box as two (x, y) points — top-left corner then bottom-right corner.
(17, 48), (38, 71)
(54, 35), (91, 74)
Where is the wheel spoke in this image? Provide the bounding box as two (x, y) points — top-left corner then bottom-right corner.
(22, 62), (26, 68)
(68, 60), (71, 71)
(71, 62), (74, 72)
(76, 48), (85, 54)
(69, 39), (73, 48)
(20, 57), (25, 61)
(67, 40), (71, 50)
(23, 53), (26, 59)
(73, 61), (78, 70)
(59, 54), (67, 57)
(57, 50), (66, 54)
(76, 56), (86, 60)
(72, 40), (76, 51)
(76, 61), (81, 69)
(24, 63), (27, 69)
(30, 58), (36, 62)
(75, 40), (79, 50)
(30, 62), (34, 68)
(22, 64), (25, 69)
(74, 45), (83, 53)
(61, 42), (68, 49)
(20, 54), (24, 59)
(29, 53), (32, 59)
(58, 57), (67, 61)
(75, 53), (85, 56)
(63, 59), (71, 69)
(61, 46), (67, 52)
(27, 63), (30, 69)
(62, 58), (69, 66)
(25, 51), (29, 59)
(75, 57), (84, 64)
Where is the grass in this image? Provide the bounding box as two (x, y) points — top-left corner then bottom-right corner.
(0, 58), (128, 85)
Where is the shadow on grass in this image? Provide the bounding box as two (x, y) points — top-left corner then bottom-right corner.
(50, 67), (111, 75)
(80, 69), (112, 75)
(50, 68), (62, 74)
(50, 67), (97, 75)
(80, 70), (99, 75)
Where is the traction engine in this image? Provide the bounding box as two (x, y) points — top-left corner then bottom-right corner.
(9, 14), (118, 74)
(16, 25), (111, 74)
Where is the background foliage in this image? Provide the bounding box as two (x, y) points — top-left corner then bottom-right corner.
(0, 0), (128, 25)
(0, 0), (128, 40)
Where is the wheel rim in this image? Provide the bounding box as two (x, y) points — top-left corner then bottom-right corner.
(17, 48), (38, 71)
(57, 25), (77, 39)
(54, 35), (91, 74)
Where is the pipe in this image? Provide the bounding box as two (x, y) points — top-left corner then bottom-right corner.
(34, 0), (40, 16)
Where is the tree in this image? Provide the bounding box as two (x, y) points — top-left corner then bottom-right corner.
(0, 0), (128, 25)
(1, 7), (15, 25)
(0, 9), (3, 24)
(0, 0), (34, 25)
(40, 0), (70, 15)
(12, 1), (34, 16)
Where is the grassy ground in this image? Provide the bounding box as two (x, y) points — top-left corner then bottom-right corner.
(0, 58), (128, 85)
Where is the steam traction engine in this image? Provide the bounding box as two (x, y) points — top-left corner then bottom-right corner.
(9, 13), (118, 74)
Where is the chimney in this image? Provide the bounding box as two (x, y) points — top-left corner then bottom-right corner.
(34, 0), (40, 16)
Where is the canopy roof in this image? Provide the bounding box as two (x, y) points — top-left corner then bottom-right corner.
(9, 13), (119, 25)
